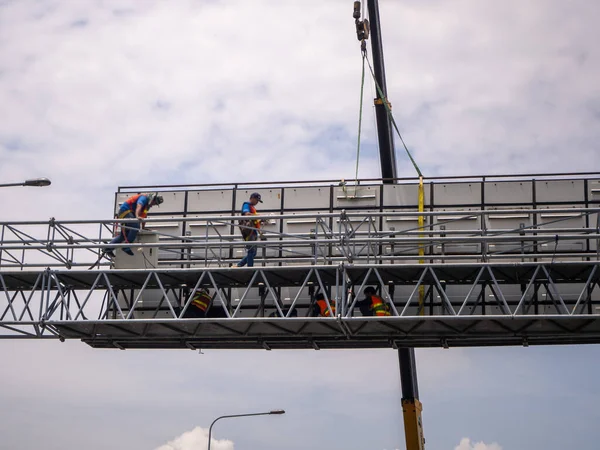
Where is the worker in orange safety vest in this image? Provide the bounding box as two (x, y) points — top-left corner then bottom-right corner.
(181, 288), (213, 318)
(312, 293), (336, 317)
(236, 192), (263, 267)
(105, 192), (163, 257)
(179, 288), (229, 318)
(357, 286), (391, 316)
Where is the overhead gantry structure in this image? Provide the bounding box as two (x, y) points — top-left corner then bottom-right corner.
(2, 3), (594, 449)
(1, 173), (599, 350)
(3, 260), (600, 350)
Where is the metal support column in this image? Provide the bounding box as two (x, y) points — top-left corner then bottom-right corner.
(366, 0), (397, 181)
(365, 0), (424, 448)
(399, 348), (425, 450)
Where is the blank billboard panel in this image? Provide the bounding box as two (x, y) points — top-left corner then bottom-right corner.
(535, 180), (585, 203)
(484, 181), (533, 205)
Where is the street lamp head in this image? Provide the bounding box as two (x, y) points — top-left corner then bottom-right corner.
(207, 410), (286, 450)
(24, 177), (51, 187)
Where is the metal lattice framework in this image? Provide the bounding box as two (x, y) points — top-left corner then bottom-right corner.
(1, 262), (600, 349)
(1, 174), (600, 349)
(1, 207), (599, 269)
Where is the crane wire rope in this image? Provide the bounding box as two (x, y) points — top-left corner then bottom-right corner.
(353, 50), (367, 190)
(354, 24), (425, 312)
(364, 52), (423, 178)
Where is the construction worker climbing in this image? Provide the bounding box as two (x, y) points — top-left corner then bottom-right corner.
(357, 286), (391, 316)
(181, 288), (212, 318)
(105, 192), (163, 257)
(312, 293), (336, 317)
(178, 288), (229, 318)
(235, 192), (263, 267)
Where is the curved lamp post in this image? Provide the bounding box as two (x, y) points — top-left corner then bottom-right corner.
(207, 409), (285, 450)
(0, 178), (51, 188)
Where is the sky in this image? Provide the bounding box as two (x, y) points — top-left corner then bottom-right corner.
(1, 0), (600, 449)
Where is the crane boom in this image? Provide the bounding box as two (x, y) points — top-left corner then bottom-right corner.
(361, 1), (425, 448)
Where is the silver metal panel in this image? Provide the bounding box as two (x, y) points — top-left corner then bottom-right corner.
(283, 186), (330, 209)
(334, 185), (379, 208)
(446, 284), (485, 315)
(259, 214), (282, 258)
(182, 214), (232, 264)
(152, 191), (186, 214)
(229, 286), (287, 317)
(535, 180), (585, 203)
(591, 212), (599, 252)
(113, 232), (159, 268)
(537, 205), (587, 252)
(383, 210), (423, 256)
(144, 218), (184, 262)
(332, 210), (380, 257)
(390, 285), (423, 316)
(280, 212), (328, 262)
(589, 180), (600, 203)
(382, 183), (431, 207)
(113, 234), (168, 318)
(431, 209), (481, 254)
(485, 209), (533, 255)
(230, 287), (262, 304)
(484, 305), (505, 315)
(187, 189), (234, 213)
(433, 183), (481, 206)
(145, 219), (183, 236)
(484, 181), (533, 204)
(186, 215), (232, 237)
(279, 286), (314, 312)
(283, 213), (325, 233)
(485, 211), (532, 231)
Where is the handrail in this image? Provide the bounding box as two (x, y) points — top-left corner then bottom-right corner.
(0, 206), (598, 270)
(118, 171), (600, 192)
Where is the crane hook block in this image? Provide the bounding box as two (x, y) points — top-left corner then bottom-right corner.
(353, 1), (361, 19)
(355, 18), (369, 41)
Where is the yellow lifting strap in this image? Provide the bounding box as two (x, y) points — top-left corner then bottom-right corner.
(418, 176), (425, 315)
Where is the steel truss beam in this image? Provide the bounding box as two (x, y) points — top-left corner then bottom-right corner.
(1, 262), (599, 349)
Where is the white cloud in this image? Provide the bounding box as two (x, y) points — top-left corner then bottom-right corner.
(155, 426), (234, 450)
(1, 1), (600, 450)
(1, 0), (598, 223)
(455, 437), (503, 450)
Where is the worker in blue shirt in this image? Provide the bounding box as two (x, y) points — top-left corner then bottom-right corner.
(236, 192), (263, 267)
(105, 192), (163, 257)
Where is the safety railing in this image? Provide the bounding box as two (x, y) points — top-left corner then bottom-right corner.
(1, 207), (599, 270)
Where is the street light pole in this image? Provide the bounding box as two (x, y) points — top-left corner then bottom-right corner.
(207, 409), (285, 450)
(0, 178), (52, 188)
